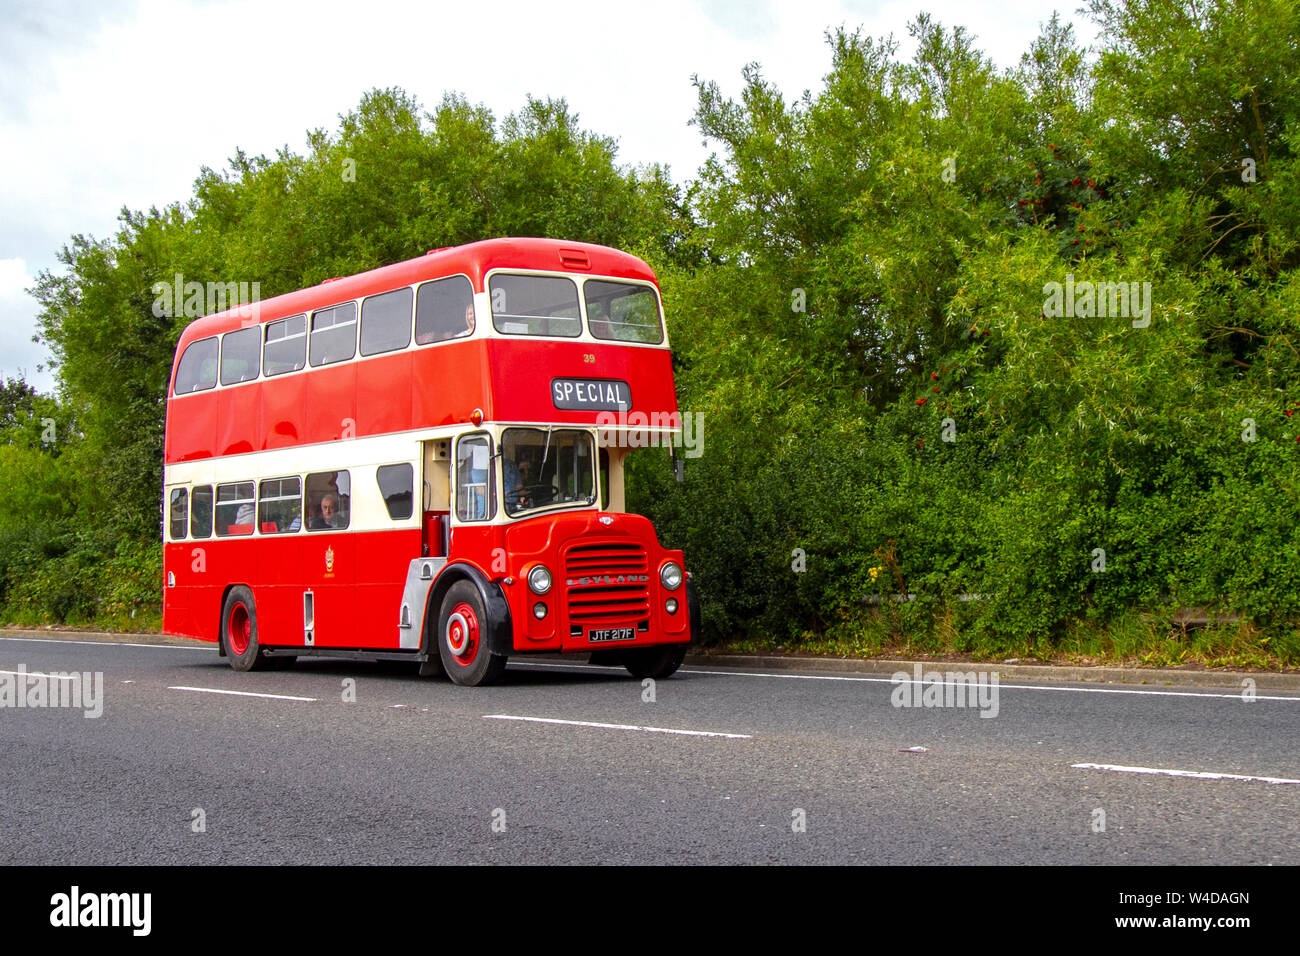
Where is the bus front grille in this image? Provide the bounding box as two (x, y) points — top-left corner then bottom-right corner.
(564, 542), (650, 624)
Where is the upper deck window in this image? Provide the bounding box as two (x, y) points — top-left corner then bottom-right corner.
(415, 275), (475, 344)
(264, 314), (306, 376)
(489, 274), (581, 338)
(360, 287), (413, 356)
(309, 302), (357, 367)
(220, 326), (261, 385)
(584, 280), (664, 344)
(174, 337), (218, 394)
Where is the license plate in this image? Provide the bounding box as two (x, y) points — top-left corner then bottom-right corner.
(588, 626), (636, 643)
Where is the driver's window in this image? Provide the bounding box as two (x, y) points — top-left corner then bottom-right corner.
(455, 434), (493, 522)
(502, 434), (535, 515)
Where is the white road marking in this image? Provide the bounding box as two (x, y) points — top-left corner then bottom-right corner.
(0, 669), (78, 680)
(514, 659), (1300, 700)
(483, 714), (751, 739)
(1073, 762), (1300, 785)
(7, 636), (1297, 702)
(0, 637), (209, 651)
(169, 685), (316, 702)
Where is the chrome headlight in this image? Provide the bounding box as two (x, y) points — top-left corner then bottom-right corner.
(528, 565), (553, 595)
(660, 562), (683, 591)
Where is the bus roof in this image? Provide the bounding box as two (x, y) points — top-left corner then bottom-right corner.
(174, 237), (658, 351)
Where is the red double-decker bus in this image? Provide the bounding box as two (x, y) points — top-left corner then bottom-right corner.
(162, 238), (698, 686)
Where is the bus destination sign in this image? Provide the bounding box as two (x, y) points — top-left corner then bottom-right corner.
(551, 378), (632, 412)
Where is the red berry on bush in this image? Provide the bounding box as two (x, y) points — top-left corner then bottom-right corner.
(933, 386), (940, 393)
(931, 372), (939, 380)
(916, 397), (927, 406)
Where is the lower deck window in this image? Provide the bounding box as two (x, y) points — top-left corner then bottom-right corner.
(258, 477), (302, 533)
(168, 488), (188, 540)
(305, 471), (350, 530)
(215, 482), (256, 536)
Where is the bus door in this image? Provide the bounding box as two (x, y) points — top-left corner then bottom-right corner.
(451, 431), (497, 567)
(422, 438), (451, 557)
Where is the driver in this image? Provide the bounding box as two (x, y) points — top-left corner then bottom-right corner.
(504, 458), (535, 510)
(503, 458), (523, 509)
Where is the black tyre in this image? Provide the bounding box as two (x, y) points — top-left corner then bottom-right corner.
(437, 580), (507, 686)
(622, 643), (688, 680)
(220, 586), (271, 672)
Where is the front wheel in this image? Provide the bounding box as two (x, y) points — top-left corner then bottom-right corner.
(622, 644), (688, 680)
(437, 581), (508, 687)
(220, 585), (270, 672)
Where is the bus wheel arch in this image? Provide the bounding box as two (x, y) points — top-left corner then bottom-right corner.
(422, 565), (513, 655)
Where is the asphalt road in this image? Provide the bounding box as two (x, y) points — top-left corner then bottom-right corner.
(1, 634), (1297, 864)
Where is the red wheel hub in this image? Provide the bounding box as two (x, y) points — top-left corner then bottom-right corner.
(227, 603), (250, 656)
(445, 602), (480, 666)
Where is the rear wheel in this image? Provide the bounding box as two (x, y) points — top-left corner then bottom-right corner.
(220, 586), (271, 672)
(437, 581), (507, 686)
(622, 644), (687, 680)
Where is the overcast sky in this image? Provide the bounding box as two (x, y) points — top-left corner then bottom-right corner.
(0, 0), (1097, 393)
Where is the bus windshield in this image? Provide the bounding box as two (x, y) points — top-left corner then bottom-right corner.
(501, 427), (596, 517)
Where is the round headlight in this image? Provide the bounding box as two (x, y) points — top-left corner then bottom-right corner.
(660, 562), (683, 591)
(528, 565), (552, 595)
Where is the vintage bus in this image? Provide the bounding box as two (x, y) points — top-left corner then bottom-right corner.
(162, 238), (698, 686)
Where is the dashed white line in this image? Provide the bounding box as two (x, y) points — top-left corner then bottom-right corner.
(0, 669), (79, 680)
(169, 685), (316, 702)
(513, 659), (1300, 700)
(483, 714), (751, 739)
(1073, 762), (1300, 785)
(7, 636), (1298, 702)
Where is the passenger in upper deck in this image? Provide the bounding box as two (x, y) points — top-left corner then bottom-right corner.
(414, 284), (476, 344)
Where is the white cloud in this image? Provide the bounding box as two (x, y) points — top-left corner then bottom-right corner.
(0, 257), (52, 390)
(0, 0), (1099, 396)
